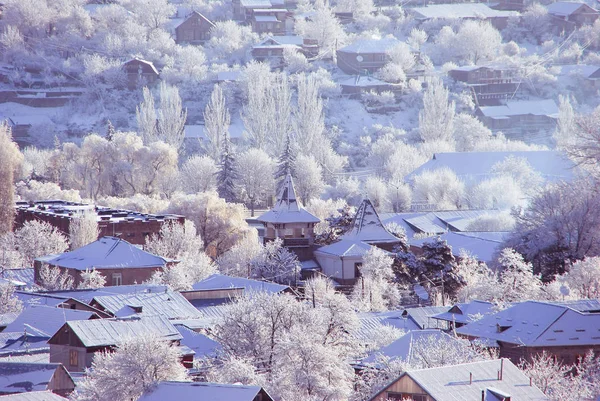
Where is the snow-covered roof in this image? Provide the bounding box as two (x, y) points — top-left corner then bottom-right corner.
(456, 300), (600, 347)
(258, 35), (304, 46)
(338, 75), (390, 87)
(139, 382), (271, 401)
(411, 232), (503, 264)
(0, 391), (68, 401)
(355, 311), (420, 342)
(257, 173), (320, 224)
(240, 0), (272, 7)
(338, 37), (400, 54)
(431, 300), (495, 325)
(314, 239), (373, 257)
(91, 291), (202, 320)
(55, 315), (182, 348)
(341, 199), (401, 244)
(373, 359), (548, 401)
(547, 1), (592, 16)
(409, 3), (518, 19)
(0, 362), (71, 394)
(254, 15), (279, 22)
(175, 326), (222, 359)
(405, 151), (575, 186)
(555, 64), (600, 79)
(43, 236), (168, 271)
(478, 99), (559, 118)
(361, 329), (457, 365)
(4, 306), (95, 338)
(1, 269), (34, 288)
(26, 284), (168, 305)
(191, 273), (289, 294)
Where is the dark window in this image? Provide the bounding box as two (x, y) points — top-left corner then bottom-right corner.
(70, 350), (78, 366)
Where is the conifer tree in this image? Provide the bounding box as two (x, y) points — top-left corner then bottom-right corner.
(275, 134), (295, 191)
(217, 132), (237, 202)
(106, 120), (115, 141)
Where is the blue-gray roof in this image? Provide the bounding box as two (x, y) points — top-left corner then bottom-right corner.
(92, 290), (202, 320)
(431, 300), (495, 325)
(176, 326), (222, 359)
(191, 274), (289, 294)
(0, 362), (71, 394)
(4, 306), (95, 338)
(0, 391), (68, 401)
(139, 382), (271, 401)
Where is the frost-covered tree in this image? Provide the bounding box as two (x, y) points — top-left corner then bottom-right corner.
(78, 268), (106, 289)
(69, 212), (99, 250)
(203, 84), (230, 162)
(156, 82), (187, 150)
(250, 238), (299, 285)
(554, 95), (576, 150)
(417, 237), (463, 302)
(418, 78), (455, 143)
(236, 148), (275, 216)
(560, 257), (600, 299)
(14, 221), (68, 266)
(180, 155), (218, 193)
(294, 0), (346, 58)
(294, 73), (325, 155)
(38, 264), (74, 291)
(145, 221), (216, 289)
(412, 167), (465, 210)
(496, 248), (543, 303)
(293, 154), (324, 204)
(72, 334), (188, 401)
(206, 20), (258, 63)
(275, 134), (296, 191)
(136, 87), (158, 144)
(0, 124), (23, 235)
(351, 247), (401, 312)
(216, 229), (263, 277)
(0, 283), (23, 314)
(455, 20), (502, 64)
(453, 113), (492, 152)
(217, 133), (237, 203)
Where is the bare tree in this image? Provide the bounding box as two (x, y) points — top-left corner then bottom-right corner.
(236, 148), (275, 216)
(157, 81), (187, 150)
(294, 74), (325, 154)
(0, 124), (23, 234)
(418, 78), (455, 143)
(136, 87), (158, 144)
(69, 212), (100, 250)
(203, 84), (230, 162)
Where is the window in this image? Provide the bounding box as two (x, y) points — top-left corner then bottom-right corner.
(354, 262), (362, 278)
(387, 393), (427, 401)
(112, 273), (122, 286)
(69, 350), (78, 366)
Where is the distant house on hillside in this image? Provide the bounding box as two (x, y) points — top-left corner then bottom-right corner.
(139, 382), (275, 401)
(34, 236), (172, 287)
(475, 99), (559, 132)
(122, 58), (159, 90)
(338, 75), (399, 96)
(251, 9), (288, 34)
(48, 316), (186, 372)
(368, 359), (549, 401)
(448, 65), (519, 106)
(173, 11), (215, 44)
(336, 37), (402, 75)
(456, 300), (600, 364)
(547, 2), (599, 30)
(407, 3), (519, 30)
(555, 64), (600, 91)
(0, 362), (75, 397)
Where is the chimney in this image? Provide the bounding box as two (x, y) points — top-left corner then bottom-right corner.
(469, 372), (473, 385)
(481, 390), (485, 401)
(500, 358), (504, 381)
(530, 377), (532, 386)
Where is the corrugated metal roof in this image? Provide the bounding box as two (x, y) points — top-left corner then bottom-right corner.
(432, 300), (495, 325)
(138, 381), (269, 401)
(33, 284), (168, 304)
(65, 315), (182, 347)
(4, 306), (95, 338)
(0, 391), (68, 401)
(191, 274), (289, 294)
(92, 290), (202, 319)
(0, 362), (67, 394)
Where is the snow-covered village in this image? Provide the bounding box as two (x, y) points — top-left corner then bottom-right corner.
(1, 0), (600, 400)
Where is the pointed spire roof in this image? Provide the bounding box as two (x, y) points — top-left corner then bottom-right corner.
(341, 198), (400, 244)
(257, 173), (320, 224)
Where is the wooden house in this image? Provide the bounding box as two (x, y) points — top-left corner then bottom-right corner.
(448, 65), (519, 106)
(368, 359), (549, 401)
(251, 35), (303, 64)
(407, 4), (518, 30)
(256, 173), (320, 261)
(456, 300), (600, 365)
(34, 236), (172, 288)
(251, 9), (288, 34)
(174, 11), (215, 44)
(547, 2), (599, 30)
(47, 315), (185, 372)
(122, 58), (159, 90)
(475, 99), (558, 133)
(336, 37), (401, 75)
(233, 0), (273, 20)
(0, 362), (75, 397)
(138, 382), (275, 401)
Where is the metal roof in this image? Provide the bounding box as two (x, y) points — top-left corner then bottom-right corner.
(92, 290), (202, 320)
(257, 174), (320, 224)
(4, 306), (95, 338)
(139, 382), (271, 401)
(342, 199), (401, 244)
(0, 362), (70, 394)
(63, 315), (182, 347)
(191, 274), (289, 294)
(432, 300), (496, 325)
(0, 391), (68, 401)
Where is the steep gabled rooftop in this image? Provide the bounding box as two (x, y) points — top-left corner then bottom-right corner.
(341, 199), (400, 244)
(256, 173), (320, 224)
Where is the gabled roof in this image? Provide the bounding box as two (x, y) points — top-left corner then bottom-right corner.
(478, 99), (559, 118)
(370, 359), (549, 401)
(410, 232), (503, 264)
(138, 381), (273, 401)
(256, 173), (320, 224)
(4, 306), (95, 338)
(547, 1), (596, 16)
(432, 300), (495, 325)
(31, 284), (169, 304)
(341, 199), (400, 244)
(314, 239), (373, 257)
(0, 362), (72, 394)
(456, 300), (600, 347)
(191, 274), (289, 294)
(175, 326), (222, 359)
(123, 58), (159, 75)
(43, 236), (168, 271)
(49, 315), (181, 348)
(180, 11), (215, 27)
(258, 35), (304, 46)
(338, 37), (401, 54)
(0, 391), (68, 401)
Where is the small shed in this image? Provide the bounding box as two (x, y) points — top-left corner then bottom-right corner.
(0, 362), (75, 397)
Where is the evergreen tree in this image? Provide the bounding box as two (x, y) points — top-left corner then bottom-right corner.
(275, 134), (295, 190)
(106, 120), (116, 141)
(217, 132), (237, 202)
(418, 237), (464, 302)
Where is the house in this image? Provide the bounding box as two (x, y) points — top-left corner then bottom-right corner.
(0, 391), (68, 401)
(410, 232), (504, 265)
(122, 58), (159, 90)
(3, 306), (97, 339)
(431, 300), (495, 329)
(256, 173), (320, 261)
(547, 2), (599, 30)
(405, 151), (575, 188)
(555, 64), (600, 90)
(407, 4), (519, 30)
(138, 382), (275, 401)
(0, 363), (75, 397)
(47, 315), (184, 372)
(448, 65), (519, 106)
(456, 300), (600, 364)
(314, 199), (402, 285)
(475, 99), (559, 133)
(233, 0), (273, 21)
(336, 37), (401, 75)
(15, 200), (185, 246)
(251, 35), (317, 65)
(173, 11), (215, 44)
(338, 75), (399, 96)
(368, 358), (549, 401)
(34, 237), (172, 288)
(251, 9), (288, 34)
